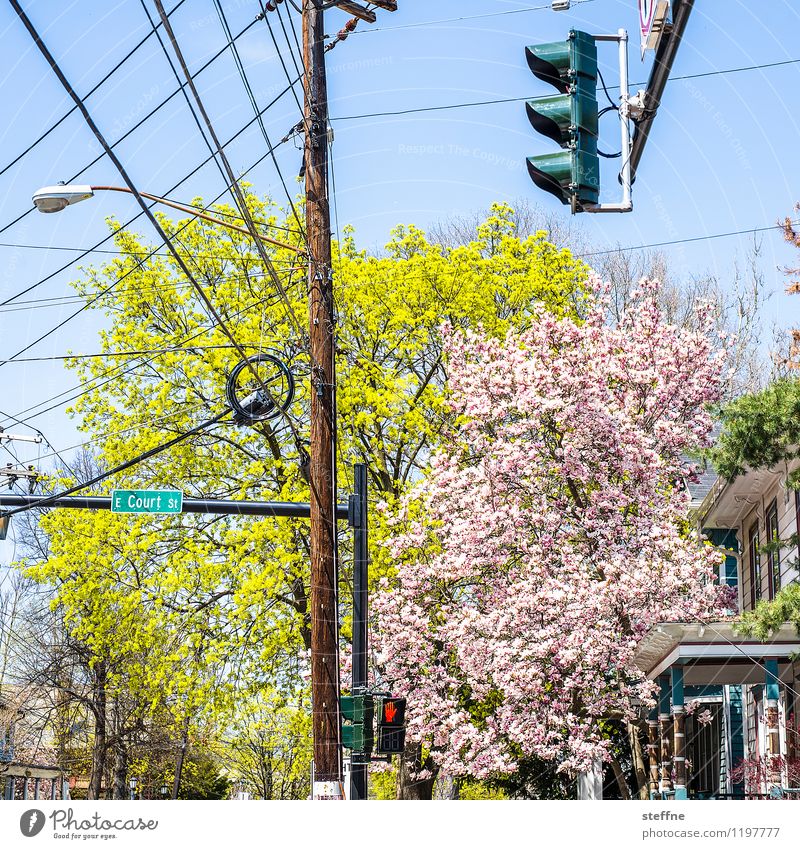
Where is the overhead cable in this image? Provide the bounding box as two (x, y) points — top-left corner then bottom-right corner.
(215, 0), (307, 241)
(0, 75), (302, 308)
(152, 0), (304, 337)
(9, 0), (301, 444)
(331, 58), (800, 121)
(0, 8), (270, 241)
(0, 408), (231, 518)
(0, 0), (190, 180)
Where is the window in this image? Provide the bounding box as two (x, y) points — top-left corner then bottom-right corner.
(765, 499), (780, 598)
(748, 521), (761, 609)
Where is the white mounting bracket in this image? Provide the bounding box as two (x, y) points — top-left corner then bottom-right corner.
(582, 29), (633, 214)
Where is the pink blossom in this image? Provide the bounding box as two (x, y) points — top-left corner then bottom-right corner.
(373, 277), (728, 779)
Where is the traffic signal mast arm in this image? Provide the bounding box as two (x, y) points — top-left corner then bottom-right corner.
(629, 0), (695, 182)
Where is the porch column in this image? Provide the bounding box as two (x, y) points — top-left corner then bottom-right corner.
(647, 704), (660, 799)
(765, 658), (782, 792)
(671, 665), (687, 800)
(4, 776), (14, 800)
(34, 778), (41, 800)
(659, 675), (673, 796)
(577, 758), (603, 799)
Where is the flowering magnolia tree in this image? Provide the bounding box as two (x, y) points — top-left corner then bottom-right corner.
(373, 277), (732, 786)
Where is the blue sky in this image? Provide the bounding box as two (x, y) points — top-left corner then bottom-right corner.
(1, 0), (799, 558)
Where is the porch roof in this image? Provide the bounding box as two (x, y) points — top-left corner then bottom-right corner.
(633, 621), (800, 686)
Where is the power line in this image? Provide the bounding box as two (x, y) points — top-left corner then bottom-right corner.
(259, 1), (305, 118)
(331, 58), (800, 121)
(0, 76), (302, 309)
(0, 9), (269, 242)
(0, 344), (264, 364)
(577, 220), (800, 259)
(0, 409), (231, 518)
(0, 152), (306, 426)
(0, 280), (303, 439)
(0, 263), (302, 314)
(152, 0), (304, 339)
(26, 398), (214, 468)
(9, 0), (303, 453)
(214, 0), (307, 243)
(331, 1), (595, 35)
(0, 239), (303, 259)
(138, 0), (243, 202)
(0, 0), (190, 180)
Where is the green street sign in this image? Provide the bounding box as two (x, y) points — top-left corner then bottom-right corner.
(111, 489), (183, 514)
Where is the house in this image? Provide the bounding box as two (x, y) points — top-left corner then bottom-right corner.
(0, 689), (67, 801)
(632, 462), (800, 799)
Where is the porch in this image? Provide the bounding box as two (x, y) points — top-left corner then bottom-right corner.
(632, 621), (800, 799)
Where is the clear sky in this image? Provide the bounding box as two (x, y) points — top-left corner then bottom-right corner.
(1, 0), (799, 559)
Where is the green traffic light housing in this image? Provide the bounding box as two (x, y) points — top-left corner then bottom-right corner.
(524, 30), (600, 211)
(526, 77), (598, 148)
(526, 144), (600, 209)
(340, 694), (374, 753)
(525, 29), (598, 92)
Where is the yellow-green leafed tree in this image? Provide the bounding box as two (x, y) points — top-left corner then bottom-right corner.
(20, 197), (588, 796)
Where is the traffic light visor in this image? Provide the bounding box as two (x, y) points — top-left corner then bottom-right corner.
(526, 81), (598, 148)
(526, 145), (600, 207)
(525, 30), (597, 92)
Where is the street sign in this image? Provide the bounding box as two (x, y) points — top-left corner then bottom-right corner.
(639, 0), (670, 59)
(111, 489), (183, 514)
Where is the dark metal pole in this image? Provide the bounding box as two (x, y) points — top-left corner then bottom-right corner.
(0, 494), (349, 519)
(349, 463), (369, 800)
(629, 0), (695, 181)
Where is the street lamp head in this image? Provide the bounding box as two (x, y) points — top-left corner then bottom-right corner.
(32, 184), (94, 213)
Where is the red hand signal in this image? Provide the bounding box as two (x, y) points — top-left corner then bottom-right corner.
(384, 701), (398, 723)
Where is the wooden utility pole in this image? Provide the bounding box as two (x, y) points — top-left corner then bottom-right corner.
(303, 0), (341, 797)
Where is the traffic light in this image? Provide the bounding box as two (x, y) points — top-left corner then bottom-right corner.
(376, 696), (406, 755)
(340, 694), (373, 753)
(525, 30), (600, 212)
(0, 515), (8, 541)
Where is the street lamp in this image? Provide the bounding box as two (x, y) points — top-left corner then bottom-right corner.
(160, 783), (169, 799)
(32, 183), (303, 254)
(32, 184), (94, 213)
(129, 776), (138, 801)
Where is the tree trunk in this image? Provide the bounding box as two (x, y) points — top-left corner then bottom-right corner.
(628, 720), (649, 799)
(397, 743), (437, 800)
(610, 753), (631, 800)
(87, 662), (107, 800)
(111, 739), (128, 800)
(172, 720), (189, 799)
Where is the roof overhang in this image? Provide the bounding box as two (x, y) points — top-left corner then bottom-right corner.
(633, 621), (800, 686)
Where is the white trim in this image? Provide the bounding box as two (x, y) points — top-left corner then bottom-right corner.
(648, 643), (799, 680)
